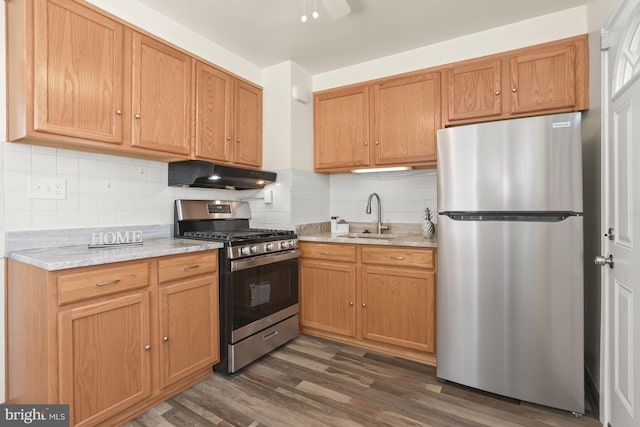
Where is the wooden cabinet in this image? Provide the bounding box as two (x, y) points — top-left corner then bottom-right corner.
(299, 242), (437, 365)
(444, 35), (588, 125)
(299, 243), (357, 337)
(7, 0), (263, 164)
(58, 291), (152, 426)
(195, 63), (263, 168)
(157, 252), (219, 389)
(313, 72), (440, 173)
(313, 85), (370, 170)
(373, 73), (440, 166)
(6, 250), (219, 426)
(445, 59), (503, 121)
(131, 34), (193, 155)
(11, 0), (126, 145)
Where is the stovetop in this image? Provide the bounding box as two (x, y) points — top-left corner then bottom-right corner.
(182, 229), (295, 243)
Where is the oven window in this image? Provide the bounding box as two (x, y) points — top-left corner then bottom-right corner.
(231, 258), (298, 330)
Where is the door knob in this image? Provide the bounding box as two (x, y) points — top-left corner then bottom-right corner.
(594, 254), (614, 269)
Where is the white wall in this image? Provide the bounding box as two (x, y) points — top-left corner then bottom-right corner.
(262, 62), (293, 170)
(314, 6), (589, 90)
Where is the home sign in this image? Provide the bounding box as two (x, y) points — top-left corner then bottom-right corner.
(89, 230), (144, 248)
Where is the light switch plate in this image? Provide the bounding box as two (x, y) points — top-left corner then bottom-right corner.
(28, 177), (66, 199)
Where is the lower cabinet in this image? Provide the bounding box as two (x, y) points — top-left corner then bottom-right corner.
(6, 250), (219, 426)
(299, 242), (437, 365)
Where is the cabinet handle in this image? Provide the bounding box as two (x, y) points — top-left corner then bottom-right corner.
(135, 113), (141, 119)
(390, 256), (405, 260)
(226, 136), (231, 141)
(362, 303), (367, 308)
(163, 336), (169, 342)
(512, 88), (517, 93)
(495, 91), (501, 96)
(96, 279), (121, 287)
(116, 109), (123, 115)
(144, 345), (151, 351)
(375, 141), (380, 145)
(236, 138), (241, 143)
(321, 252), (335, 256)
(364, 141), (368, 146)
(349, 301), (354, 306)
(183, 264), (200, 271)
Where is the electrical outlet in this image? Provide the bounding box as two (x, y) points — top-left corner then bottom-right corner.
(28, 177), (67, 199)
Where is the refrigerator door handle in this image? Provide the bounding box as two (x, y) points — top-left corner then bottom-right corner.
(439, 212), (582, 222)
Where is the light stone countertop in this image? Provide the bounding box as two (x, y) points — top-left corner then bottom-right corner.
(298, 232), (437, 248)
(7, 238), (223, 271)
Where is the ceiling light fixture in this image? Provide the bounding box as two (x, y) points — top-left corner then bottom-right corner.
(301, 0), (319, 23)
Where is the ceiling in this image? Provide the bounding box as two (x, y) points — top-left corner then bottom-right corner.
(139, 0), (589, 74)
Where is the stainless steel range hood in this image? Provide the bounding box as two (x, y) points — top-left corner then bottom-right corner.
(168, 160), (276, 190)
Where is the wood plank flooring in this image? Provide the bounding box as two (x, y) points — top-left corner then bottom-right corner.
(126, 335), (601, 427)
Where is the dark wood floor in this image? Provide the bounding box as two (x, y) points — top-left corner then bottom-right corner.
(126, 335), (602, 427)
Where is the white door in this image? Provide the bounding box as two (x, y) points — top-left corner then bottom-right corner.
(602, 1), (640, 426)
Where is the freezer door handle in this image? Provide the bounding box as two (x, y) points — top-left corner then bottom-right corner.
(439, 211), (581, 222)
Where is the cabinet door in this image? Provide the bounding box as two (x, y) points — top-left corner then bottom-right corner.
(132, 33), (192, 155)
(300, 259), (356, 337)
(33, 0), (125, 143)
(373, 72), (440, 165)
(509, 45), (576, 114)
(58, 292), (151, 427)
(314, 86), (370, 170)
(234, 81), (263, 167)
(446, 59), (502, 121)
(361, 267), (436, 353)
(159, 276), (219, 389)
(194, 62), (233, 163)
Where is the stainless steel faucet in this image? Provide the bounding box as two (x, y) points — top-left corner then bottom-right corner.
(365, 192), (389, 234)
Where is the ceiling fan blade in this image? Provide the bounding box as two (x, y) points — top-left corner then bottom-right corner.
(321, 0), (351, 19)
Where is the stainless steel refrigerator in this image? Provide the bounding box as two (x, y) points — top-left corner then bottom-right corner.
(436, 112), (584, 414)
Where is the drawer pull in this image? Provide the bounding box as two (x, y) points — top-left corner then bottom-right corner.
(321, 252), (335, 256)
(183, 264), (200, 271)
(96, 279), (121, 287)
(263, 330), (279, 341)
(390, 256), (405, 260)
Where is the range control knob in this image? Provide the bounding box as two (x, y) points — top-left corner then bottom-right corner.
(240, 246), (251, 256)
(266, 243), (275, 251)
(287, 241), (294, 248)
(279, 241), (287, 250)
(250, 245), (259, 254)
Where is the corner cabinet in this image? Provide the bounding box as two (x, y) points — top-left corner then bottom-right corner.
(444, 35), (588, 125)
(195, 62), (263, 168)
(6, 251), (219, 426)
(313, 72), (440, 173)
(299, 242), (437, 366)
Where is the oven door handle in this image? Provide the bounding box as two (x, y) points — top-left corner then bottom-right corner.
(231, 250), (300, 271)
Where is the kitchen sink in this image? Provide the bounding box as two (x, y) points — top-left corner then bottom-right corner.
(337, 233), (398, 239)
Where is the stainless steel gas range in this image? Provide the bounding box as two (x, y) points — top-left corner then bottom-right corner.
(175, 199), (299, 373)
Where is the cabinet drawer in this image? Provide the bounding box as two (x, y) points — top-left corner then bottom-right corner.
(299, 242), (357, 262)
(361, 247), (435, 269)
(58, 263), (149, 305)
(158, 251), (217, 284)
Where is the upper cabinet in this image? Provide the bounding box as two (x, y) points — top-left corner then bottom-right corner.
(313, 85), (370, 170)
(194, 63), (263, 168)
(15, 0), (127, 145)
(313, 72), (440, 173)
(444, 35), (588, 125)
(131, 34), (193, 156)
(7, 0), (263, 165)
(373, 73), (440, 166)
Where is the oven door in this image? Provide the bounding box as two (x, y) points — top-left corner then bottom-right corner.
(229, 250), (299, 342)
